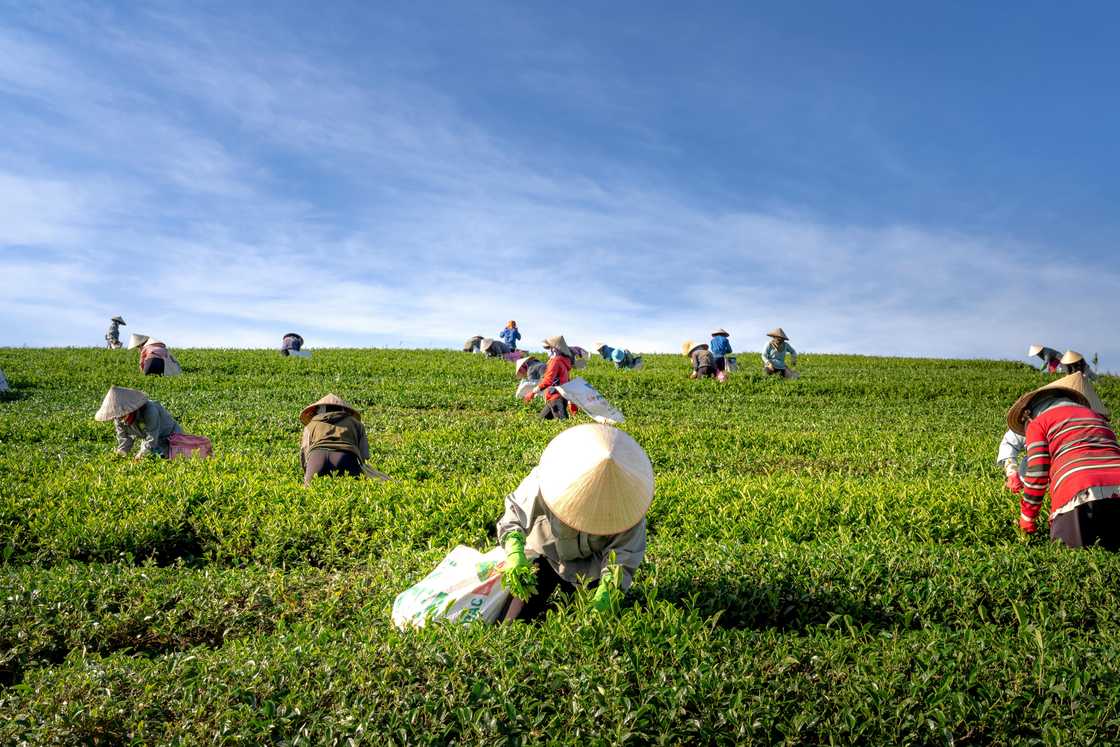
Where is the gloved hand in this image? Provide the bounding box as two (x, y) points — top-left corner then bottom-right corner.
(1018, 515), (1037, 534)
(591, 583), (620, 613)
(1005, 473), (1024, 493)
(522, 390), (536, 403)
(500, 532), (537, 600)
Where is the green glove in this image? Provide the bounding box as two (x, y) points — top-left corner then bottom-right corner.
(500, 532), (537, 601)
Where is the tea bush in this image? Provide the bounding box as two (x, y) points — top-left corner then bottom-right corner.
(1, 347), (1118, 744)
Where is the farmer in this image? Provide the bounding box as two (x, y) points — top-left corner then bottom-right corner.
(480, 338), (511, 358)
(105, 316), (126, 349)
(94, 386), (182, 459)
(280, 333), (305, 356)
(683, 341), (716, 379)
(709, 328), (733, 372)
(129, 334), (179, 376)
(497, 423), (653, 621)
(463, 335), (484, 353)
(1007, 372), (1120, 547)
(299, 394), (389, 486)
(1028, 344), (1062, 373)
(515, 356), (546, 384)
(524, 335), (578, 419)
(594, 342), (642, 370)
(1060, 350), (1098, 380)
(500, 320), (522, 351)
(762, 328), (798, 378)
(0, 368), (9, 392)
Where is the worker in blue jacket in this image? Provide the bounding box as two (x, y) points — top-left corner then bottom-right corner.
(709, 328), (733, 372)
(500, 321), (522, 351)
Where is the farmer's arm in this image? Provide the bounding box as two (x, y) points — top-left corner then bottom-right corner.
(600, 519), (646, 591)
(1020, 419), (1051, 524)
(114, 419), (134, 455)
(496, 468), (540, 541)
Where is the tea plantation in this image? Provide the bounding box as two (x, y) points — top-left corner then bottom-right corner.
(2, 347), (1119, 744)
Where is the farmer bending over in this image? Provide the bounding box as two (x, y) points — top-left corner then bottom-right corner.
(709, 328), (733, 372)
(524, 335), (578, 419)
(95, 386), (182, 459)
(683, 341), (716, 379)
(1028, 344), (1062, 373)
(300, 394), (389, 486)
(1060, 350), (1098, 381)
(594, 342), (643, 370)
(762, 327), (798, 378)
(1008, 372), (1120, 547)
(497, 424), (652, 621)
(280, 333), (305, 356)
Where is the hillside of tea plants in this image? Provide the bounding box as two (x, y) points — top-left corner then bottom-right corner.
(1, 347), (1119, 744)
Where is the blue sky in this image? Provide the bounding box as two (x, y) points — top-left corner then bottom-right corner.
(1, 1), (1117, 367)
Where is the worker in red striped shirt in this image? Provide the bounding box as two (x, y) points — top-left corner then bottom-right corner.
(1007, 372), (1120, 548)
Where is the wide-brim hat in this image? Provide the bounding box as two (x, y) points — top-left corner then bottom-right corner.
(1006, 372), (1109, 435)
(537, 424), (654, 535)
(127, 333), (150, 350)
(514, 356), (536, 376)
(1061, 350), (1084, 366)
(480, 338), (497, 353)
(711, 328), (729, 337)
(111, 316), (126, 325)
(300, 394), (360, 425)
(767, 327), (789, 340)
(95, 386), (148, 421)
(682, 341), (708, 356)
(542, 335), (574, 359)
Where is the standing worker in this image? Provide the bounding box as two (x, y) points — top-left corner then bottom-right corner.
(94, 386), (182, 459)
(683, 341), (717, 379)
(1027, 344), (1062, 373)
(709, 328), (733, 373)
(524, 335), (578, 419)
(105, 316), (126, 349)
(500, 321), (522, 352)
(299, 394), (389, 486)
(496, 424), (653, 621)
(762, 328), (798, 378)
(1007, 372), (1120, 547)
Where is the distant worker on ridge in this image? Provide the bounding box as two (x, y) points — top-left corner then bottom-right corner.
(762, 328), (799, 378)
(129, 334), (182, 376)
(683, 340), (717, 379)
(710, 328), (734, 374)
(594, 342), (643, 370)
(1060, 350), (1097, 380)
(280, 333), (308, 357)
(1027, 344), (1062, 373)
(500, 321), (522, 352)
(105, 316), (126, 349)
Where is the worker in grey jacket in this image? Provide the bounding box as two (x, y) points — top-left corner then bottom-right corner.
(997, 429), (1028, 493)
(762, 327), (798, 377)
(496, 424), (653, 622)
(105, 316), (126, 349)
(94, 386), (182, 459)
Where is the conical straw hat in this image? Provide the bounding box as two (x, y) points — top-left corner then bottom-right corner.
(111, 316), (126, 325)
(537, 424), (654, 535)
(767, 327), (789, 340)
(514, 356), (536, 376)
(1006, 372), (1110, 435)
(711, 328), (729, 337)
(1027, 344), (1044, 357)
(681, 340), (694, 357)
(300, 394), (360, 425)
(127, 333), (150, 350)
(593, 342), (607, 351)
(542, 335), (573, 359)
(95, 386), (149, 421)
(1061, 350), (1084, 366)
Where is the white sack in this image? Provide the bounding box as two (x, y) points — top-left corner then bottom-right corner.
(553, 376), (625, 425)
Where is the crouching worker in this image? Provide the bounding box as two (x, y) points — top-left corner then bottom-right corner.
(515, 356), (546, 384)
(762, 327), (798, 378)
(95, 386), (182, 459)
(683, 341), (716, 379)
(129, 334), (180, 376)
(1007, 372), (1120, 547)
(299, 394), (389, 486)
(525, 335), (579, 419)
(496, 424), (653, 621)
(594, 342), (643, 370)
(280, 333), (305, 356)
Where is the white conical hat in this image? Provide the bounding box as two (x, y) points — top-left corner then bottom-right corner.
(1027, 344), (1044, 357)
(542, 335), (574, 359)
(537, 424), (654, 535)
(127, 333), (150, 349)
(1061, 350), (1084, 365)
(711, 328), (729, 337)
(1006, 372), (1110, 435)
(300, 394), (360, 425)
(514, 356), (536, 376)
(767, 327), (789, 340)
(95, 386), (149, 421)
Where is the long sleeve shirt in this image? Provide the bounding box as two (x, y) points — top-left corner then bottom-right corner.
(709, 336), (732, 357)
(1035, 348), (1061, 372)
(139, 342), (170, 371)
(105, 321), (121, 343)
(536, 354), (572, 401)
(996, 429), (1027, 476)
(1021, 400), (1120, 522)
(762, 341), (797, 370)
(496, 467), (646, 590)
(300, 412), (370, 469)
(115, 400), (182, 458)
(499, 328), (521, 349)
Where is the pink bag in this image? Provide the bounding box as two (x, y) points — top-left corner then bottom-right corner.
(168, 433), (213, 460)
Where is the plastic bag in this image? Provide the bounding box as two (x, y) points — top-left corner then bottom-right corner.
(553, 377), (625, 425)
(392, 545), (514, 628)
(168, 433), (213, 460)
(164, 353), (183, 377)
(516, 381), (540, 400)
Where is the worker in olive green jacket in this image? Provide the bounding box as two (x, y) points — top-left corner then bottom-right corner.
(299, 394), (389, 485)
